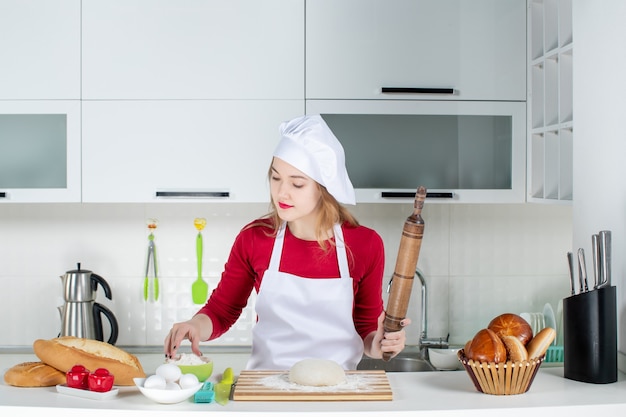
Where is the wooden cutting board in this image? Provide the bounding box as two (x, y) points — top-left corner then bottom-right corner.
(232, 369), (392, 401)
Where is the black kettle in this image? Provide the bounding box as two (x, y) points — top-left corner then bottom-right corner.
(58, 263), (119, 345)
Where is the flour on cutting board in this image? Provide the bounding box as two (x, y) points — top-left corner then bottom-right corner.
(259, 373), (375, 392)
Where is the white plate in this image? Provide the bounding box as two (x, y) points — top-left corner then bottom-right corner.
(56, 384), (119, 400)
(543, 302), (557, 339)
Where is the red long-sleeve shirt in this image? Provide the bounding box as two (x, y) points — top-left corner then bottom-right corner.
(197, 219), (385, 341)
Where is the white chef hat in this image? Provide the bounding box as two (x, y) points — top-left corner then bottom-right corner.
(273, 115), (356, 205)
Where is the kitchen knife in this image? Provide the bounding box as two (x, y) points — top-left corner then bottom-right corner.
(598, 230), (611, 288)
(591, 234), (600, 290)
(577, 248), (588, 293)
(567, 251), (576, 295)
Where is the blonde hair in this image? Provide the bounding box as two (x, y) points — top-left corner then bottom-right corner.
(247, 165), (359, 251)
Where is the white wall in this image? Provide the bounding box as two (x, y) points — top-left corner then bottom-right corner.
(0, 202), (571, 349)
(573, 1), (626, 369)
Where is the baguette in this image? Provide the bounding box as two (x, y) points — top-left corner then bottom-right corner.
(33, 337), (145, 385)
(3, 361), (66, 387)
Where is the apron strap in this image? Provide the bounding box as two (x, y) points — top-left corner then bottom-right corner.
(333, 224), (351, 280)
(267, 222), (286, 272)
(269, 222), (350, 279)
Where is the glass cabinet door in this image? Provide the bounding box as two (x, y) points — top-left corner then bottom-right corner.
(0, 101), (80, 202)
(306, 100), (526, 204)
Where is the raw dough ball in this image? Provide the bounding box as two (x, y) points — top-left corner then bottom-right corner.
(289, 359), (346, 387)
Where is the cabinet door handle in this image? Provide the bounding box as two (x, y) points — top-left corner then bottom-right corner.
(381, 191), (454, 199)
(0, 192), (6, 199)
(155, 191), (230, 198)
(382, 87), (454, 95)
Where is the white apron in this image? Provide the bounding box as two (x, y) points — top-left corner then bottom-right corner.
(246, 222), (364, 370)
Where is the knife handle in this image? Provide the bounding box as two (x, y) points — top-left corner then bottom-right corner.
(598, 230), (611, 287)
(577, 248), (588, 293)
(567, 251), (575, 295)
(591, 234), (600, 289)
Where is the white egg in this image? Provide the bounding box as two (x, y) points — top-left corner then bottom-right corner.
(156, 363), (182, 383)
(178, 373), (199, 390)
(143, 374), (166, 390)
(165, 382), (182, 390)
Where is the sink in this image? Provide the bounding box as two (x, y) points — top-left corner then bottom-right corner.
(357, 356), (435, 372)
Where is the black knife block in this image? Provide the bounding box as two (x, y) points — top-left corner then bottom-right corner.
(563, 286), (617, 384)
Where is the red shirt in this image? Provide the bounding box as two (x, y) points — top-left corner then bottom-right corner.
(197, 219), (385, 341)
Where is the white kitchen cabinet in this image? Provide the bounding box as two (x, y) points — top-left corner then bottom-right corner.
(307, 100), (527, 204)
(82, 0), (304, 100)
(82, 100), (303, 203)
(0, 0), (80, 99)
(527, 0), (573, 203)
(306, 0), (526, 102)
(0, 101), (81, 202)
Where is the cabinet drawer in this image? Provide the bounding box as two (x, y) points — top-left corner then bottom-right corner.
(306, 0), (526, 101)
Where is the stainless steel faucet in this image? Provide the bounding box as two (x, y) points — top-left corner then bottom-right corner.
(414, 268), (449, 352)
(387, 268), (449, 357)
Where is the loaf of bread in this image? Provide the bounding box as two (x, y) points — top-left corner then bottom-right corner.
(487, 313), (533, 345)
(33, 337), (145, 386)
(465, 328), (507, 363)
(500, 335), (529, 362)
(526, 327), (556, 360)
(3, 361), (66, 387)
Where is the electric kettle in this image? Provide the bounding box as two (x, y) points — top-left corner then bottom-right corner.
(58, 263), (119, 345)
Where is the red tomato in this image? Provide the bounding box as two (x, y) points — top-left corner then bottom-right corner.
(88, 368), (115, 392)
(66, 364), (90, 389)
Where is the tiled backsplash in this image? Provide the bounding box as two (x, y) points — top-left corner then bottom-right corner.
(0, 202), (572, 349)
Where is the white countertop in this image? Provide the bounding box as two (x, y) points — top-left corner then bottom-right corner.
(2, 352), (626, 416)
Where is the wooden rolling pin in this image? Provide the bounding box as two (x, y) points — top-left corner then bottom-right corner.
(382, 186), (427, 361)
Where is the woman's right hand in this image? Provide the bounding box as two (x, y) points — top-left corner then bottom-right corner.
(163, 314), (213, 359)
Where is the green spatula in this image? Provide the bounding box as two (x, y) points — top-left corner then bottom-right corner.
(192, 218), (208, 304)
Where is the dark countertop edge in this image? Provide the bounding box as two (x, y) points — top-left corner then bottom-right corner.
(0, 345), (253, 355)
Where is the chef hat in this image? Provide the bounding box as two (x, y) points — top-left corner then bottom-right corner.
(273, 115), (356, 205)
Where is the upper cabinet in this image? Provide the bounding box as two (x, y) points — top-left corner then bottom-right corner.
(82, 100), (302, 203)
(82, 0), (304, 100)
(0, 100), (81, 202)
(306, 0), (527, 102)
(0, 0), (81, 99)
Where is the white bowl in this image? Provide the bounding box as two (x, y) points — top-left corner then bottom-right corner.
(134, 378), (203, 404)
(429, 347), (463, 370)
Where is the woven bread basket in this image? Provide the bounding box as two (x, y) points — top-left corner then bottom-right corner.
(457, 349), (545, 395)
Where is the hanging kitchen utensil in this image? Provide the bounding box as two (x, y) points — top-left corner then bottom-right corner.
(383, 186), (427, 361)
(192, 218), (208, 304)
(144, 219), (159, 302)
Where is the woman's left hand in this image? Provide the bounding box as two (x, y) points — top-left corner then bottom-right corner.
(366, 311), (411, 359)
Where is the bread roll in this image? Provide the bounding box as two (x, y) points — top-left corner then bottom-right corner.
(33, 337), (145, 385)
(526, 327), (556, 360)
(466, 328), (507, 363)
(500, 335), (529, 362)
(488, 313), (533, 345)
(3, 361), (66, 387)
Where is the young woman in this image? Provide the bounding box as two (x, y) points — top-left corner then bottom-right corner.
(164, 115), (409, 370)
